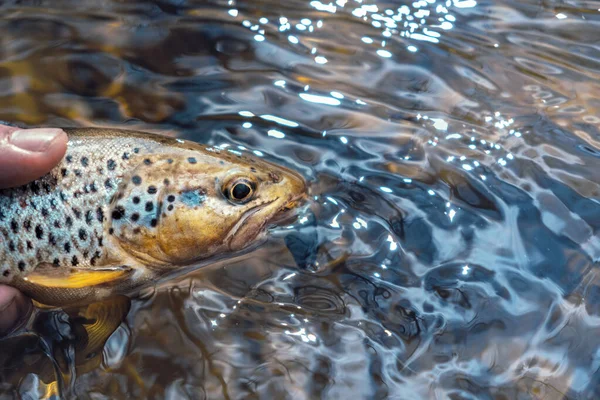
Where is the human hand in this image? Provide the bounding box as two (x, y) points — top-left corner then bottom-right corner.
(0, 124), (67, 335)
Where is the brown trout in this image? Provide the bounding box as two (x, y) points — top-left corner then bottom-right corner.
(0, 128), (306, 306)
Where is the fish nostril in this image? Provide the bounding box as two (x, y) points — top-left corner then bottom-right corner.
(269, 171), (282, 183)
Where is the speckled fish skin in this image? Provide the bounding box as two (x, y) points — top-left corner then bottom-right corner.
(0, 128), (306, 306)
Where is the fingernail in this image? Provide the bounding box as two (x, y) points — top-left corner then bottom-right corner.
(10, 128), (64, 152)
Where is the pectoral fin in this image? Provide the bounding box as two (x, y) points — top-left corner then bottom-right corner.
(14, 264), (137, 307)
(24, 267), (131, 289)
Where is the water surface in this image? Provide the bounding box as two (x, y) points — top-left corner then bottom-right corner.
(1, 0), (600, 398)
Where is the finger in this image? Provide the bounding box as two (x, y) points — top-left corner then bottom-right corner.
(0, 126), (68, 189)
(0, 285), (32, 336)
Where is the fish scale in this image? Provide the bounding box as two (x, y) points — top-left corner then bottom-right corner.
(0, 133), (157, 280)
(0, 127), (306, 306)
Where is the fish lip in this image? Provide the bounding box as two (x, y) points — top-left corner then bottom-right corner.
(224, 200), (276, 250)
(225, 191), (306, 251)
(272, 193), (307, 222)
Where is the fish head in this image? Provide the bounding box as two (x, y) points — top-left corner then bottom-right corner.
(110, 147), (307, 267)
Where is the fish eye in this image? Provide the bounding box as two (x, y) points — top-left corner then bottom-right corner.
(225, 178), (255, 204)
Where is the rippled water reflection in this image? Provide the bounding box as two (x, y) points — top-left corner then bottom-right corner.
(2, 0), (600, 398)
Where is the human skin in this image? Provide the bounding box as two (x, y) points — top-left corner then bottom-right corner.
(0, 124), (67, 335)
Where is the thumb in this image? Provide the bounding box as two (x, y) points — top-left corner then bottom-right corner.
(0, 126), (68, 189)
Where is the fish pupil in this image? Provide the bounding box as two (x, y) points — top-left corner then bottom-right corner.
(232, 183), (251, 201)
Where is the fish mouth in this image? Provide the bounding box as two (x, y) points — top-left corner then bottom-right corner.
(270, 193), (307, 226)
(225, 200), (276, 251)
(225, 193), (306, 252)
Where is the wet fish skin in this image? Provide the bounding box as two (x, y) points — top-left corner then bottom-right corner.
(0, 128), (306, 306)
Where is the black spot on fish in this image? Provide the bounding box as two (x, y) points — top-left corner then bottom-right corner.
(64, 242), (71, 253)
(133, 227), (141, 234)
(18, 261), (25, 271)
(96, 207), (104, 222)
(144, 158), (152, 165)
(107, 159), (117, 171)
(42, 182), (52, 193)
(61, 168), (68, 177)
(112, 206), (125, 220)
(60, 191), (68, 203)
(81, 157), (89, 167)
(134, 148), (140, 154)
(83, 250), (89, 259)
(66, 155), (73, 163)
(188, 157), (197, 164)
(10, 220), (18, 234)
(220, 161), (225, 165)
(167, 204), (174, 211)
(54, 220), (61, 229)
(49, 233), (57, 246)
(90, 252), (100, 266)
(104, 179), (113, 189)
(50, 198), (58, 208)
(133, 196), (140, 204)
(26, 241), (33, 250)
(73, 208), (82, 219)
(167, 195), (175, 203)
(74, 169), (82, 177)
(131, 213), (140, 222)
(109, 228), (114, 235)
(145, 202), (154, 212)
(35, 225), (44, 240)
(30, 182), (41, 195)
(79, 228), (88, 241)
(0, 210), (5, 221)
(71, 256), (79, 266)
(66, 216), (73, 227)
(90, 182), (97, 193)
(132, 176), (142, 185)
(8, 241), (15, 252)
(98, 237), (104, 247)
(86, 210), (94, 225)
(150, 219), (158, 228)
(122, 152), (130, 160)
(163, 179), (170, 186)
(41, 207), (49, 217)
(3, 270), (9, 277)
(167, 158), (173, 164)
(53, 259), (60, 267)
(148, 186), (157, 194)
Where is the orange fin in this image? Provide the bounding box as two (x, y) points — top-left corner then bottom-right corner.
(24, 267), (131, 289)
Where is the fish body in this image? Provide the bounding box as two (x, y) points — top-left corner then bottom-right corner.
(0, 128), (306, 306)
